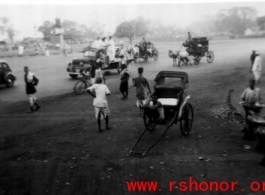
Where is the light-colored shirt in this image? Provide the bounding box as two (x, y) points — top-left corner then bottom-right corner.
(87, 84), (110, 107)
(241, 87), (261, 105)
(26, 72), (34, 82)
(92, 40), (101, 49)
(95, 69), (103, 78)
(252, 56), (262, 72)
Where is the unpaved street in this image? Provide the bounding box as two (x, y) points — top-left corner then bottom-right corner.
(1, 39), (265, 195)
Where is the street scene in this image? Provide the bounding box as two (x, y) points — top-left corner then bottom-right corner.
(1, 1), (265, 195)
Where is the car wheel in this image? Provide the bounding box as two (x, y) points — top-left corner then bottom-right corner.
(69, 74), (78, 79)
(6, 75), (15, 88)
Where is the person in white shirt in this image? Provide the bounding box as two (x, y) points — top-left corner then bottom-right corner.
(92, 37), (101, 49)
(252, 52), (262, 83)
(106, 36), (115, 62)
(86, 77), (111, 133)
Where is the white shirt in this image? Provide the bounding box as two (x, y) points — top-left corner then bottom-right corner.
(27, 72), (34, 82)
(87, 84), (110, 107)
(92, 40), (101, 49)
(252, 56), (262, 72)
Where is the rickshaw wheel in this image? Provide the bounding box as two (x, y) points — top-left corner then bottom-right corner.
(206, 51), (214, 63)
(153, 50), (159, 61)
(180, 103), (193, 136)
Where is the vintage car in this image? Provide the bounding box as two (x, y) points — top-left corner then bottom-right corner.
(66, 59), (91, 79)
(66, 46), (120, 78)
(0, 60), (16, 87)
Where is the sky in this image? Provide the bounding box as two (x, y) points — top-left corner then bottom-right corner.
(1, 0), (265, 40)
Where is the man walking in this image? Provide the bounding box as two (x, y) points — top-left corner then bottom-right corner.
(24, 66), (40, 113)
(86, 77), (111, 133)
(133, 67), (152, 116)
(250, 50), (256, 72)
(252, 52), (262, 83)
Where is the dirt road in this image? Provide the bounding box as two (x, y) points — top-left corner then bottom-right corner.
(1, 39), (265, 195)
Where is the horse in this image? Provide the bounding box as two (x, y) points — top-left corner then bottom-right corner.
(168, 50), (194, 66)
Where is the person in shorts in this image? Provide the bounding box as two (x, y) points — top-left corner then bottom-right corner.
(24, 66), (40, 113)
(86, 77), (111, 133)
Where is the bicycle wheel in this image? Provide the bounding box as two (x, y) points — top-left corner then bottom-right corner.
(74, 80), (87, 95)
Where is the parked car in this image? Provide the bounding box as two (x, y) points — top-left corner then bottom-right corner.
(0, 60), (16, 87)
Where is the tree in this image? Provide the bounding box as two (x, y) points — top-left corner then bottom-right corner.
(115, 21), (134, 42)
(38, 21), (54, 41)
(215, 7), (257, 35)
(0, 17), (16, 42)
(257, 16), (265, 30)
(7, 27), (15, 42)
(115, 17), (150, 42)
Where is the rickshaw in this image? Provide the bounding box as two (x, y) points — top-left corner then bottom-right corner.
(183, 37), (214, 65)
(128, 71), (193, 156)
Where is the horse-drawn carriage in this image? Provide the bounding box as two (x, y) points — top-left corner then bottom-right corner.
(132, 41), (159, 62)
(128, 71), (193, 156)
(169, 37), (214, 66)
(183, 37), (214, 65)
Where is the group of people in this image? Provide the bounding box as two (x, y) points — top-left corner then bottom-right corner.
(86, 65), (165, 133)
(237, 50), (264, 140)
(92, 36), (116, 62)
(137, 37), (154, 55)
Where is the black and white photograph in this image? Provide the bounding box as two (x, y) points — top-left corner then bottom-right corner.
(1, 0), (265, 194)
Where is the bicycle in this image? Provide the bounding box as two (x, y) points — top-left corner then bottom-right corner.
(74, 73), (92, 95)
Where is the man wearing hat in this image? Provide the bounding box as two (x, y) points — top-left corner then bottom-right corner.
(252, 52), (262, 83)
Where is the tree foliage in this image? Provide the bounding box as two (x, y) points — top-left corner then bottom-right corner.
(257, 16), (265, 30)
(115, 17), (150, 42)
(215, 7), (257, 35)
(38, 21), (54, 41)
(0, 17), (16, 42)
(38, 19), (104, 41)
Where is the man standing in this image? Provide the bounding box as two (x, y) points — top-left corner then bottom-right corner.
(24, 66), (40, 113)
(106, 36), (115, 62)
(252, 52), (262, 83)
(241, 78), (262, 140)
(86, 77), (111, 133)
(250, 50), (256, 73)
(133, 67), (152, 115)
(92, 37), (101, 49)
